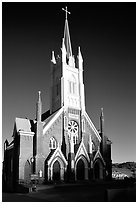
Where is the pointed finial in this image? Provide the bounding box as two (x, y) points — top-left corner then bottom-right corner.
(38, 91), (41, 101)
(38, 90), (41, 96)
(78, 46), (83, 62)
(79, 46), (81, 53)
(36, 91), (42, 122)
(101, 107), (104, 117)
(100, 107), (104, 134)
(51, 51), (56, 64)
(62, 6), (71, 20)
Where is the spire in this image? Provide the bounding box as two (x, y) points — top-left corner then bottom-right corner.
(36, 91), (42, 122)
(62, 6), (72, 59)
(100, 107), (104, 134)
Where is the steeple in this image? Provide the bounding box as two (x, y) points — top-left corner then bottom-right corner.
(36, 91), (42, 122)
(62, 6), (72, 59)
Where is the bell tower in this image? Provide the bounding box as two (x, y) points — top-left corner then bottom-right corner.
(50, 7), (85, 114)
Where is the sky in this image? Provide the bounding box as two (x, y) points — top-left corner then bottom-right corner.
(2, 2), (136, 163)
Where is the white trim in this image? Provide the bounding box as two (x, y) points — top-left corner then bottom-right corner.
(6, 143), (14, 150)
(84, 111), (101, 142)
(82, 118), (85, 132)
(18, 130), (35, 137)
(75, 139), (90, 162)
(93, 148), (105, 166)
(43, 107), (64, 135)
(48, 146), (68, 167)
(50, 157), (66, 181)
(64, 115), (68, 130)
(75, 155), (89, 180)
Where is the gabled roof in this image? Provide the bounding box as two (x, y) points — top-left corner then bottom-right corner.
(47, 145), (68, 166)
(84, 111), (101, 142)
(43, 107), (63, 135)
(93, 147), (105, 165)
(75, 138), (90, 162)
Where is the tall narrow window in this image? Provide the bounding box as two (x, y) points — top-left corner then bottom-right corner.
(49, 139), (52, 149)
(73, 83), (75, 94)
(49, 137), (57, 150)
(64, 116), (68, 129)
(69, 81), (72, 93)
(68, 74), (77, 95)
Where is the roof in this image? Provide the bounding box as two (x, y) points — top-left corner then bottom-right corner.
(84, 111), (101, 142)
(43, 110), (59, 128)
(43, 108), (63, 135)
(41, 110), (50, 121)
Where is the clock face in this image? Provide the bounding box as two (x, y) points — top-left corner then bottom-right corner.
(68, 120), (78, 134)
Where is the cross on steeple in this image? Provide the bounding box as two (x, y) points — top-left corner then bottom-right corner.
(62, 6), (71, 19)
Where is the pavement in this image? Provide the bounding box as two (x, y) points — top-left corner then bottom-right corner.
(2, 180), (136, 202)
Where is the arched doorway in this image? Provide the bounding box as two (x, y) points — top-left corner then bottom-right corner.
(76, 159), (85, 180)
(94, 159), (104, 180)
(24, 160), (32, 183)
(53, 160), (60, 181)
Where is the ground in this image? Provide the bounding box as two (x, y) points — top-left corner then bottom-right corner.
(2, 180), (136, 202)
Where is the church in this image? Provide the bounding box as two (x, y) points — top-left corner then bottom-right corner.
(3, 7), (112, 191)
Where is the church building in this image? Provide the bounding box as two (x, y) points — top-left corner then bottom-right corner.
(3, 7), (112, 191)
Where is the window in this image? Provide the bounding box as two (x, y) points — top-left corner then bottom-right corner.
(68, 74), (77, 95)
(49, 137), (57, 150)
(73, 135), (78, 144)
(64, 116), (68, 129)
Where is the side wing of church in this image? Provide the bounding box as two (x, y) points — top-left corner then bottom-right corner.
(3, 8), (112, 192)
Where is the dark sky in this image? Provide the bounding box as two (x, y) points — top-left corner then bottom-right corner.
(2, 2), (136, 163)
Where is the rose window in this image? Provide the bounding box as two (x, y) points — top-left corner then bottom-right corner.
(68, 120), (78, 134)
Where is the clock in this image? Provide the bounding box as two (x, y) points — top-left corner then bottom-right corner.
(68, 120), (78, 134)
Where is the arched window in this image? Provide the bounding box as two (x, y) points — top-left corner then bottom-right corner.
(68, 74), (77, 95)
(92, 141), (96, 151)
(73, 135), (78, 144)
(49, 137), (57, 150)
(64, 116), (68, 129)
